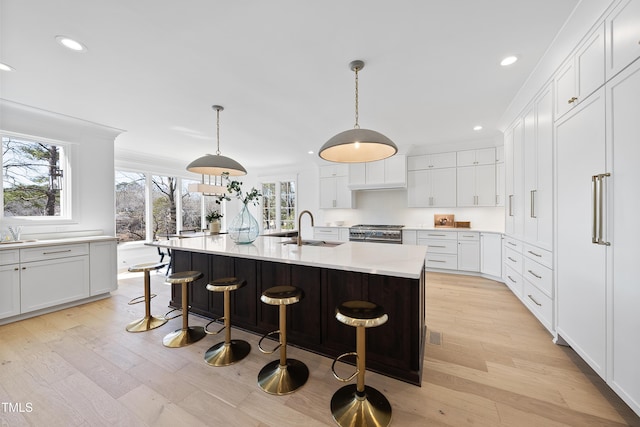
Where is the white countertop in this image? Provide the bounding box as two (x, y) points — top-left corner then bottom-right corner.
(149, 234), (427, 279)
(0, 235), (117, 250)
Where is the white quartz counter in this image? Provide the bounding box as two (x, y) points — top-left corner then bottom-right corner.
(0, 235), (117, 250)
(149, 234), (427, 279)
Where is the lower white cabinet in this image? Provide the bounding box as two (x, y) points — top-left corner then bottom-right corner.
(457, 232), (479, 272)
(90, 241), (117, 296)
(313, 227), (349, 242)
(419, 230), (457, 270)
(480, 232), (502, 278)
(0, 261), (21, 320)
(21, 255), (90, 313)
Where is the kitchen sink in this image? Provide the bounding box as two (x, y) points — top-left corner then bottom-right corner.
(280, 239), (343, 247)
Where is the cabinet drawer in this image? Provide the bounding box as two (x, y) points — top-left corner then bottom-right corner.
(504, 266), (524, 296)
(425, 253), (457, 270)
(523, 258), (553, 297)
(523, 279), (553, 331)
(419, 239), (457, 254)
(417, 231), (457, 240)
(503, 236), (523, 253)
(523, 243), (552, 269)
(20, 243), (89, 262)
(0, 249), (20, 266)
(313, 227), (340, 241)
(504, 248), (523, 273)
(457, 232), (479, 241)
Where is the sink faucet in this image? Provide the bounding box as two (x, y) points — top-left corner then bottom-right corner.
(297, 210), (314, 246)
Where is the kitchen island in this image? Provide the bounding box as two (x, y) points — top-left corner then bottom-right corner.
(149, 235), (427, 385)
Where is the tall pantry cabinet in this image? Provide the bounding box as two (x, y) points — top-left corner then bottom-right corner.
(556, 45), (640, 417)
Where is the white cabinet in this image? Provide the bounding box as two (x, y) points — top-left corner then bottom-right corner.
(402, 230), (417, 245)
(456, 148), (495, 167)
(505, 119), (524, 237)
(555, 23), (605, 119)
(605, 0), (640, 80)
(456, 164), (495, 207)
(407, 152), (456, 170)
(503, 236), (524, 297)
(407, 168), (456, 207)
(523, 83), (554, 251)
(348, 155), (407, 190)
(418, 230), (457, 270)
(457, 232), (479, 272)
(496, 147), (505, 207)
(556, 87), (607, 377)
(0, 250), (20, 320)
(90, 241), (117, 296)
(480, 232), (502, 278)
(319, 165), (353, 209)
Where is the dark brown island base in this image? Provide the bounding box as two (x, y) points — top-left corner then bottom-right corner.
(151, 235), (427, 385)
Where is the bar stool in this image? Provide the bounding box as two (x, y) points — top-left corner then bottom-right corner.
(162, 270), (206, 348)
(257, 285), (309, 395)
(330, 300), (391, 427)
(203, 277), (251, 366)
(126, 262), (168, 332)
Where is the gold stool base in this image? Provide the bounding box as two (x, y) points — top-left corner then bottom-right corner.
(162, 326), (206, 348)
(257, 359), (309, 395)
(331, 384), (392, 427)
(204, 340), (251, 366)
(126, 315), (167, 332)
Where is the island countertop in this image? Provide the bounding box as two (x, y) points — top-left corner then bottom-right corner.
(149, 234), (427, 279)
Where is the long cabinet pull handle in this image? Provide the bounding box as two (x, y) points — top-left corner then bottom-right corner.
(527, 270), (542, 279)
(508, 257), (517, 262)
(42, 249), (73, 255)
(429, 245), (446, 248)
(507, 275), (516, 283)
(592, 173), (611, 246)
(527, 250), (542, 257)
(592, 175), (598, 244)
(598, 173), (610, 246)
(428, 259), (447, 263)
(530, 190), (537, 218)
(527, 294), (542, 306)
(507, 241), (517, 247)
(508, 195), (514, 216)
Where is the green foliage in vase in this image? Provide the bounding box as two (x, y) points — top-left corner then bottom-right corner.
(215, 172), (262, 206)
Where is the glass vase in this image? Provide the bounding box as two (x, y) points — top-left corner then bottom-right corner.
(228, 203), (259, 244)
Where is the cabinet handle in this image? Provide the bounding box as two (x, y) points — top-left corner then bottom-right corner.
(527, 269), (542, 279)
(43, 249), (73, 255)
(591, 173), (611, 246)
(333, 200), (336, 208)
(22, 267), (26, 270)
(462, 235), (475, 238)
(428, 259), (446, 263)
(527, 250), (542, 257)
(530, 190), (537, 218)
(527, 294), (542, 306)
(508, 195), (514, 216)
(507, 241), (517, 247)
(496, 194), (499, 205)
(430, 245), (446, 248)
(428, 234), (447, 237)
(14, 267), (19, 271)
(507, 275), (516, 283)
(568, 96), (578, 104)
(429, 196), (433, 206)
(507, 256), (517, 262)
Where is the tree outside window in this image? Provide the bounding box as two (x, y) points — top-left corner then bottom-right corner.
(2, 136), (66, 217)
(262, 183), (276, 230)
(152, 175), (177, 238)
(261, 180), (296, 232)
(115, 170), (146, 241)
(280, 181), (295, 230)
(182, 178), (203, 231)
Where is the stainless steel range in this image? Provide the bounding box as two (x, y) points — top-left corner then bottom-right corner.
(348, 224), (404, 244)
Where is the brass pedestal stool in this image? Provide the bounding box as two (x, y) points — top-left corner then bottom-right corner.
(162, 270), (206, 348)
(126, 262), (168, 332)
(203, 277), (251, 366)
(257, 285), (309, 395)
(330, 300), (391, 427)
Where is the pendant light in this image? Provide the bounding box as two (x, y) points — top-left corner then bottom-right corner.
(187, 105), (246, 182)
(319, 60), (397, 163)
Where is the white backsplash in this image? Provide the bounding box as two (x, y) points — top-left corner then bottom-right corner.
(318, 189), (505, 232)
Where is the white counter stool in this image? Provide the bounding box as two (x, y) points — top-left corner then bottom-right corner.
(257, 285), (309, 395)
(203, 277), (251, 366)
(126, 262), (168, 332)
(330, 300), (391, 427)
(162, 270), (206, 348)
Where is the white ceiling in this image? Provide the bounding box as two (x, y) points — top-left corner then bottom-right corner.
(0, 0), (580, 175)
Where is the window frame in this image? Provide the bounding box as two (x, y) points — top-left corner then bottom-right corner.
(259, 175), (298, 233)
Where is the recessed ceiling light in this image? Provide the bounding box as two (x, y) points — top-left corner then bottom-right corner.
(308, 151), (314, 155)
(473, 125), (483, 131)
(500, 56), (518, 66)
(55, 35), (87, 52)
(0, 62), (15, 72)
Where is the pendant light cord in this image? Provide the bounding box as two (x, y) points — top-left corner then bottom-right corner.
(354, 66), (360, 129)
(215, 107), (221, 155)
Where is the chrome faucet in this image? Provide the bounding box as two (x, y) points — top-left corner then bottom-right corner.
(297, 210), (314, 246)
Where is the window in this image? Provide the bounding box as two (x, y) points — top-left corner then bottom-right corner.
(115, 171), (146, 241)
(151, 175), (178, 237)
(261, 179), (296, 232)
(182, 178), (203, 231)
(2, 136), (68, 218)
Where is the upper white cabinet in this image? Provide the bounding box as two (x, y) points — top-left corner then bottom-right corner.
(407, 152), (456, 170)
(496, 146), (505, 207)
(523, 84), (554, 250)
(407, 168), (457, 208)
(605, 0), (640, 80)
(319, 164), (353, 209)
(348, 155), (407, 190)
(456, 164), (495, 207)
(555, 23), (605, 119)
(456, 148), (495, 167)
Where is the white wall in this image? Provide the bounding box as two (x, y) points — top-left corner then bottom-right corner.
(0, 99), (122, 238)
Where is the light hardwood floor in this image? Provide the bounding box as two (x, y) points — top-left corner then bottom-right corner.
(1, 271), (638, 426)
